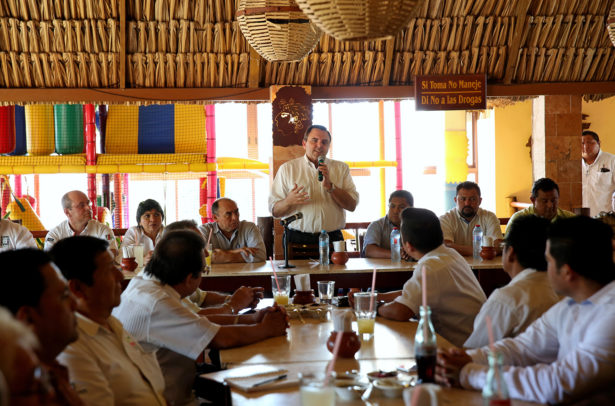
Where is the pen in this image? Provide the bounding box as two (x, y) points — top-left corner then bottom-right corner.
(251, 374), (287, 387)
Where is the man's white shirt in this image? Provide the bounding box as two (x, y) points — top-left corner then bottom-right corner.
(439, 207), (503, 247)
(464, 268), (560, 348)
(268, 155), (359, 233)
(58, 313), (166, 406)
(113, 273), (220, 406)
(0, 219), (37, 252)
(582, 150), (615, 216)
(44, 219), (118, 252)
(461, 280), (615, 404)
(394, 244), (486, 347)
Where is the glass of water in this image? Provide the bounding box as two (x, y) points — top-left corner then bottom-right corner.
(317, 281), (335, 305)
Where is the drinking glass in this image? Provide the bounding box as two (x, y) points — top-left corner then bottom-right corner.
(317, 281), (335, 305)
(205, 244), (213, 271)
(354, 292), (377, 340)
(299, 372), (334, 406)
(271, 275), (291, 306)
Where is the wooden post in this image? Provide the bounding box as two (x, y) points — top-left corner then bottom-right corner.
(270, 85), (312, 259)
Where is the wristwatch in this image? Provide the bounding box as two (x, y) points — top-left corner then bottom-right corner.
(326, 184), (336, 193)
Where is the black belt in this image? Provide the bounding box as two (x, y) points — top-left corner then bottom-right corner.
(287, 229), (344, 244)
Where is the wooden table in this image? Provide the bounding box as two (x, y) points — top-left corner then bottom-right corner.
(219, 317), (452, 367)
(201, 257), (509, 297)
(198, 317), (541, 406)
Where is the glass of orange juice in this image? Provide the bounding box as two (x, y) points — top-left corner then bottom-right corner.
(354, 292), (377, 340)
(271, 275), (291, 306)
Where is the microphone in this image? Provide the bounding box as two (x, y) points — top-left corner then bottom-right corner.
(318, 155), (325, 181)
(280, 212), (303, 226)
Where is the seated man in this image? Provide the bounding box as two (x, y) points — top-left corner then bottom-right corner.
(166, 219), (263, 315)
(363, 190), (413, 259)
(463, 215), (560, 348)
(51, 236), (166, 406)
(506, 177), (575, 234)
(0, 249), (83, 406)
(437, 216), (615, 404)
(439, 181), (503, 256)
(0, 218), (37, 252)
(376, 208), (486, 347)
(44, 190), (118, 257)
(198, 198), (266, 263)
(113, 230), (288, 406)
(0, 306), (51, 406)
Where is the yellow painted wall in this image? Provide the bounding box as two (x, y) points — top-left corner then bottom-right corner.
(582, 97), (615, 154)
(494, 100), (533, 218)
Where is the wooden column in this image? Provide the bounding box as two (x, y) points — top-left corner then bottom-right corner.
(270, 85), (312, 259)
(531, 95), (582, 211)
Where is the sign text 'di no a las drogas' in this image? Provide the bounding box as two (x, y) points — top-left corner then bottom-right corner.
(414, 74), (486, 111)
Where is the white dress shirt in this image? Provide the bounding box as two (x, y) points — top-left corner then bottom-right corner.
(122, 226), (162, 256)
(464, 268), (560, 348)
(268, 155), (359, 233)
(112, 273), (220, 406)
(44, 219), (118, 252)
(0, 219), (37, 252)
(582, 150), (615, 216)
(58, 313), (166, 406)
(198, 221), (266, 262)
(439, 207), (503, 247)
(394, 244), (486, 347)
(460, 280), (615, 404)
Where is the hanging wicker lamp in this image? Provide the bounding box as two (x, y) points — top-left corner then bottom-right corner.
(608, 3), (615, 48)
(236, 0), (322, 62)
(295, 0), (423, 41)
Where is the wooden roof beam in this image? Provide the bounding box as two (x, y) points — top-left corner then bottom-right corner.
(1, 82), (614, 104)
(502, 0), (532, 84)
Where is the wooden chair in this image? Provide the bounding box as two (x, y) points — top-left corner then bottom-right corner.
(287, 242), (320, 260)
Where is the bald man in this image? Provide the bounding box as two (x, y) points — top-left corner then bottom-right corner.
(44, 190), (118, 256)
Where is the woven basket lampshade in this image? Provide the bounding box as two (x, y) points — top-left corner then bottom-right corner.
(295, 0), (422, 41)
(236, 0), (322, 62)
(608, 3), (615, 48)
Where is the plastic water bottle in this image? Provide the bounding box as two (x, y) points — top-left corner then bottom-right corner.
(482, 351), (511, 406)
(473, 224), (483, 259)
(390, 227), (401, 262)
(319, 230), (329, 266)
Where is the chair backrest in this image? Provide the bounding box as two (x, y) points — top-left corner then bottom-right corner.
(288, 242), (320, 260)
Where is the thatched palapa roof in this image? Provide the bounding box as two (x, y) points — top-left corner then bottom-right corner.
(0, 0), (614, 104)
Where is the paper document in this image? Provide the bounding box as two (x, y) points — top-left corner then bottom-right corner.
(223, 365), (299, 392)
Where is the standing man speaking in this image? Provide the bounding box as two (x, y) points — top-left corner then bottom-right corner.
(269, 125), (359, 244)
(582, 130), (615, 216)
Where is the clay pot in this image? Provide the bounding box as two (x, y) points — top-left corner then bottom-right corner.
(331, 251), (349, 265)
(326, 331), (361, 358)
(121, 257), (138, 272)
(480, 246), (496, 260)
(293, 289), (315, 305)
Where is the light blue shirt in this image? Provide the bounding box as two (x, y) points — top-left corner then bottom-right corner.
(363, 215), (396, 255)
(198, 220), (266, 262)
(461, 280), (615, 403)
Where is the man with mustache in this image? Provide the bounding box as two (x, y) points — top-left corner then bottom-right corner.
(439, 181), (503, 257)
(269, 125), (359, 245)
(198, 198), (266, 263)
(506, 178), (575, 235)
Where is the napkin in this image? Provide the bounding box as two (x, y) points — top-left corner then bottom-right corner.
(403, 383), (441, 406)
(223, 365), (299, 393)
(294, 274), (310, 291)
(332, 309), (354, 332)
